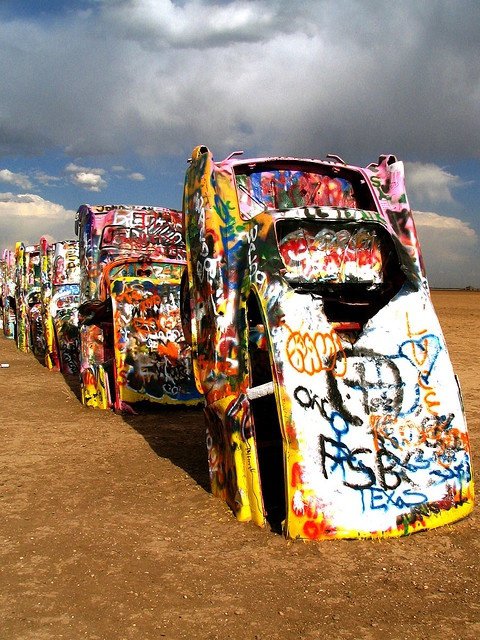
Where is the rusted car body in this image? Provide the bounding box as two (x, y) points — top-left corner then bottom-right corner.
(40, 237), (80, 374)
(1, 249), (16, 339)
(182, 145), (474, 540)
(76, 204), (200, 410)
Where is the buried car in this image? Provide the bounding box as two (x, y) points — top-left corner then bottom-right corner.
(39, 237), (56, 367)
(182, 145), (474, 540)
(14, 242), (44, 356)
(76, 204), (201, 411)
(1, 249), (16, 339)
(40, 237), (81, 374)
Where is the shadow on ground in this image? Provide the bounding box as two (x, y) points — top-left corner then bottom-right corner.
(121, 403), (211, 492)
(50, 359), (210, 493)
(62, 371), (83, 402)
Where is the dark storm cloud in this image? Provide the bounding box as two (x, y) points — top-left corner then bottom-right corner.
(0, 0), (479, 162)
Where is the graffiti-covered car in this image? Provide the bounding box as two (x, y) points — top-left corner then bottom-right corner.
(14, 242), (44, 355)
(76, 204), (201, 411)
(40, 237), (80, 374)
(51, 240), (81, 374)
(182, 145), (474, 540)
(1, 249), (16, 339)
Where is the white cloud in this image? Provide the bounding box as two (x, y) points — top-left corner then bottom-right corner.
(0, 192), (76, 253)
(0, 192), (74, 218)
(414, 210), (479, 288)
(35, 170), (62, 186)
(127, 172), (145, 181)
(70, 171), (107, 191)
(406, 162), (464, 205)
(0, 168), (32, 189)
(415, 211), (476, 237)
(103, 0), (277, 48)
(65, 163), (107, 192)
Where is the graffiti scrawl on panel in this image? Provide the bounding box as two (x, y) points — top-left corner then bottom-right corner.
(76, 204), (200, 410)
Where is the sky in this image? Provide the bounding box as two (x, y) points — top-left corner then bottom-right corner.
(0, 0), (479, 288)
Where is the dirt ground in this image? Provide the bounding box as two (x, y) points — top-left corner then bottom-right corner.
(0, 290), (478, 640)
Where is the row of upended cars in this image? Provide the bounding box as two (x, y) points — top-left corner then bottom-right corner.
(0, 145), (474, 540)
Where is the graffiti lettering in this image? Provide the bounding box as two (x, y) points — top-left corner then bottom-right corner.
(319, 435), (412, 491)
(430, 459), (471, 485)
(319, 435), (375, 489)
(404, 313), (442, 415)
(247, 225), (266, 286)
(285, 326), (346, 376)
(368, 487), (427, 511)
(293, 386), (352, 435)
